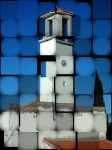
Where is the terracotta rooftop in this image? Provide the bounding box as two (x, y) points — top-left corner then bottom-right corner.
(44, 138), (75, 149)
(41, 6), (74, 18)
(51, 6), (74, 15)
(44, 138), (112, 150)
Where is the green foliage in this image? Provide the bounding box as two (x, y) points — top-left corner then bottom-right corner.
(94, 71), (105, 107)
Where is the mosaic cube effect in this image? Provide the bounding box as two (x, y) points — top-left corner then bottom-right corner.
(0, 0), (112, 149)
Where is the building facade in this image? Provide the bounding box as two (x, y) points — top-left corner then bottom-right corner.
(1, 6), (109, 149)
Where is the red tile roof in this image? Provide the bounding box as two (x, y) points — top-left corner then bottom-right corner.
(78, 140), (112, 149)
(44, 138), (112, 150)
(41, 6), (74, 18)
(44, 138), (75, 149)
(99, 140), (112, 149)
(51, 6), (74, 15)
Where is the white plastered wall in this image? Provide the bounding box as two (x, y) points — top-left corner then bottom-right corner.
(40, 94), (55, 102)
(0, 111), (19, 131)
(4, 130), (18, 147)
(40, 38), (73, 56)
(56, 42), (72, 56)
(93, 114), (107, 132)
(56, 94), (74, 103)
(74, 113), (94, 132)
(37, 112), (56, 130)
(40, 38), (56, 55)
(46, 62), (56, 77)
(56, 56), (74, 74)
(74, 113), (107, 133)
(20, 112), (37, 132)
(40, 77), (54, 94)
(55, 77), (73, 94)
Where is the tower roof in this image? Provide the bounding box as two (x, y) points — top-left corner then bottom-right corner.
(40, 6), (74, 19)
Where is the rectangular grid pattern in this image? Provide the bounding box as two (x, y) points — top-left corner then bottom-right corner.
(0, 0), (112, 149)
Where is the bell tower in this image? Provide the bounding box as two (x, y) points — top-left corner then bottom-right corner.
(41, 6), (73, 37)
(39, 6), (75, 56)
(38, 6), (75, 111)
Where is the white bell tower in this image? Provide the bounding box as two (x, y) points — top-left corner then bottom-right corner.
(37, 6), (107, 141)
(39, 6), (74, 56)
(38, 6), (74, 110)
(43, 6), (73, 37)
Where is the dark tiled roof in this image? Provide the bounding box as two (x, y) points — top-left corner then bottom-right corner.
(44, 138), (112, 150)
(4, 100), (38, 112)
(4, 104), (20, 112)
(4, 100), (106, 113)
(93, 107), (105, 112)
(4, 101), (93, 112)
(57, 103), (74, 110)
(37, 101), (74, 110)
(38, 101), (93, 112)
(76, 106), (93, 112)
(20, 100), (38, 112)
(20, 100), (37, 108)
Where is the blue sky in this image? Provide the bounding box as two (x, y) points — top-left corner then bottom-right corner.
(0, 0), (112, 122)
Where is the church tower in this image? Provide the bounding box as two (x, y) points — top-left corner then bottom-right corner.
(38, 7), (107, 140)
(38, 6), (75, 110)
(39, 6), (74, 56)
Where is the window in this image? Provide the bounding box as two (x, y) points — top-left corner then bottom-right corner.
(49, 20), (52, 36)
(62, 18), (67, 36)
